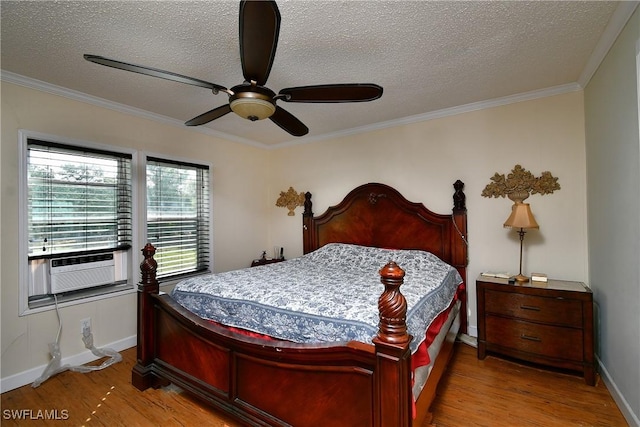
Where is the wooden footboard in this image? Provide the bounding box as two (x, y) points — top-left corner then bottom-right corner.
(133, 245), (414, 426)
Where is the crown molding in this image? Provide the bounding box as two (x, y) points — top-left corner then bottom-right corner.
(0, 69), (582, 151)
(273, 83), (582, 149)
(578, 1), (639, 87)
(0, 68), (603, 153)
(0, 70), (265, 148)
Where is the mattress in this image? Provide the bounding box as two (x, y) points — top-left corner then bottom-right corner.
(171, 243), (462, 354)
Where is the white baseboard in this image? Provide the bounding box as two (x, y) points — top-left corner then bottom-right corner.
(597, 355), (640, 427)
(457, 333), (478, 348)
(466, 325), (478, 338)
(0, 335), (136, 393)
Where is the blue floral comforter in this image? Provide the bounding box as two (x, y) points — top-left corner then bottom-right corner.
(171, 243), (462, 353)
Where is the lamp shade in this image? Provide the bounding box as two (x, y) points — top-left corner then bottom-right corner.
(504, 202), (539, 229)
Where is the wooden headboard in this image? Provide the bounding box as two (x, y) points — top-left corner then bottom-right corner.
(302, 181), (468, 282)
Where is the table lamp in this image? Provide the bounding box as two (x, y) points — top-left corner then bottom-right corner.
(504, 202), (539, 283)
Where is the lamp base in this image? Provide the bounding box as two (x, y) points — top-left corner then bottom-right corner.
(514, 273), (529, 283)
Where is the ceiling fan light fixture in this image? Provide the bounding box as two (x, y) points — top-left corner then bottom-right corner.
(230, 91), (276, 121)
(84, 1), (382, 135)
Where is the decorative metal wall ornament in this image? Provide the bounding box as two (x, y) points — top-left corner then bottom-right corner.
(481, 164), (560, 202)
(276, 187), (306, 216)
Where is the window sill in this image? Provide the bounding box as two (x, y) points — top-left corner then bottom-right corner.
(21, 269), (211, 316)
(21, 282), (135, 316)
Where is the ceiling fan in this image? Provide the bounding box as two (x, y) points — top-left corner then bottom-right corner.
(84, 0), (383, 137)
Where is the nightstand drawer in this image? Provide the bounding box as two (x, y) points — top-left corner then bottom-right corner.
(485, 316), (583, 362)
(484, 289), (583, 327)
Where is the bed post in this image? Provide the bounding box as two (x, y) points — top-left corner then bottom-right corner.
(131, 243), (163, 390)
(372, 261), (412, 427)
(302, 191), (314, 254)
(452, 179), (468, 334)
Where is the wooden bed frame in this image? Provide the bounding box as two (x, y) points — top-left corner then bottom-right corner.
(132, 181), (468, 427)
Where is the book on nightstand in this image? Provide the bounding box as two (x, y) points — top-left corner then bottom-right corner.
(480, 271), (512, 279)
(531, 272), (548, 283)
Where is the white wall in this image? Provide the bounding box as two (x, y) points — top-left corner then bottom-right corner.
(584, 7), (640, 426)
(268, 91), (589, 338)
(0, 82), (270, 385)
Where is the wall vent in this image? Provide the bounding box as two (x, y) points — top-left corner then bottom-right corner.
(49, 253), (115, 294)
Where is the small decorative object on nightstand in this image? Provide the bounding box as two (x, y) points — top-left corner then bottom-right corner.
(251, 250), (285, 267)
(476, 275), (595, 385)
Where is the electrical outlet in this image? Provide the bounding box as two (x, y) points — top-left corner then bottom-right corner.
(80, 318), (91, 335)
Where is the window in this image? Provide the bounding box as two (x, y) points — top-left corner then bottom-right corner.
(19, 133), (135, 313)
(146, 157), (211, 279)
(27, 140), (132, 257)
(18, 132), (213, 314)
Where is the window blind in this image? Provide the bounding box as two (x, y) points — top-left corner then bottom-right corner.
(146, 157), (210, 278)
(27, 140), (132, 258)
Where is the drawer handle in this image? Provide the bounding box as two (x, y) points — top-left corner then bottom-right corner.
(520, 305), (541, 311)
(521, 334), (541, 342)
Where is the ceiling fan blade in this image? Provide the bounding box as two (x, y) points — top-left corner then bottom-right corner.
(279, 84), (383, 103)
(239, 0), (280, 86)
(270, 106), (309, 137)
(185, 104), (232, 126)
(84, 54), (229, 93)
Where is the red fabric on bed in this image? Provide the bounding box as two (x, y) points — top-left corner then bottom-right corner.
(411, 283), (465, 371)
(409, 283), (464, 419)
(207, 321), (278, 341)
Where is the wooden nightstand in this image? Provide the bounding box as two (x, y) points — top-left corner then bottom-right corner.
(476, 275), (595, 385)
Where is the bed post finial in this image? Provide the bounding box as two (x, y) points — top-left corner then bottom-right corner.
(140, 243), (157, 286)
(376, 261), (410, 344)
(303, 191), (312, 216)
(453, 180), (466, 212)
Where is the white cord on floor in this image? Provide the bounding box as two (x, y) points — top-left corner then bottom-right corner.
(31, 295), (122, 387)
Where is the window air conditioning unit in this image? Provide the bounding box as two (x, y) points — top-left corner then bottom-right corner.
(49, 253), (116, 294)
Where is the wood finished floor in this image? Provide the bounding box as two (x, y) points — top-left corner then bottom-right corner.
(1, 343), (627, 426)
(429, 343), (627, 427)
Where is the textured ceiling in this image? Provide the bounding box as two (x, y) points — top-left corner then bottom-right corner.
(0, 1), (632, 147)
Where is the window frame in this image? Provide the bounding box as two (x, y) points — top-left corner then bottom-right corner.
(18, 130), (140, 316)
(18, 133), (214, 316)
(142, 152), (213, 283)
